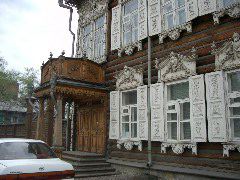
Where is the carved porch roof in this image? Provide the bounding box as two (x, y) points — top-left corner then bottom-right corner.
(155, 48), (197, 82)
(212, 32), (240, 71)
(115, 66), (143, 91)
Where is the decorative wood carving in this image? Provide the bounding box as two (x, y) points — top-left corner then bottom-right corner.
(78, 0), (107, 27)
(158, 22), (192, 44)
(161, 143), (197, 155)
(118, 41), (143, 57)
(155, 48), (197, 82)
(213, 3), (240, 24)
(41, 58), (105, 85)
(223, 143), (240, 157)
(115, 66), (143, 91)
(212, 32), (240, 71)
(117, 139), (142, 151)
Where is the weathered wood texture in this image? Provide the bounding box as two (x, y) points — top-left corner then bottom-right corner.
(41, 58), (105, 85)
(0, 124), (27, 138)
(104, 0), (240, 172)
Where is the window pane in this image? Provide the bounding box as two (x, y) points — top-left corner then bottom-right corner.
(122, 90), (137, 106)
(122, 115), (129, 122)
(83, 24), (91, 36)
(124, 0), (138, 15)
(168, 122), (177, 140)
(229, 71), (240, 92)
(167, 113), (177, 121)
(231, 118), (240, 138)
(182, 102), (190, 120)
(180, 122), (191, 140)
(131, 123), (137, 138)
(176, 0), (185, 7)
(96, 16), (104, 29)
(178, 9), (186, 25)
(131, 107), (137, 122)
(164, 3), (173, 14)
(123, 32), (131, 45)
(169, 82), (189, 100)
(230, 107), (240, 116)
(122, 123), (130, 138)
(166, 14), (174, 29)
(230, 97), (240, 104)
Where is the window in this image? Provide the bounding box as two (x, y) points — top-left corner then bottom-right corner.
(80, 15), (106, 61)
(121, 90), (137, 139)
(122, 0), (139, 46)
(227, 70), (240, 141)
(162, 0), (187, 30)
(166, 81), (191, 141)
(82, 24), (92, 58)
(94, 16), (105, 58)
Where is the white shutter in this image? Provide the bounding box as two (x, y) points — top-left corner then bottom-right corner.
(148, 0), (161, 36)
(186, 0), (199, 21)
(150, 83), (165, 141)
(137, 85), (148, 140)
(109, 91), (120, 139)
(111, 5), (121, 50)
(205, 71), (228, 142)
(138, 0), (148, 41)
(189, 75), (207, 142)
(198, 0), (217, 16)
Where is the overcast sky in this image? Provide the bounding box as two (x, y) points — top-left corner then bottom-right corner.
(0, 0), (78, 75)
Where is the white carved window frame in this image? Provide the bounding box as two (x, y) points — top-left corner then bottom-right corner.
(120, 88), (139, 141)
(164, 78), (191, 144)
(119, 0), (143, 56)
(77, 13), (107, 64)
(224, 69), (240, 143)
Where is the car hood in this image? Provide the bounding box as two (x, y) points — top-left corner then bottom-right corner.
(0, 158), (73, 175)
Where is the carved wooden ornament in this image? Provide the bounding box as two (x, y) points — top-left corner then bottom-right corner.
(155, 48), (197, 82)
(115, 66), (143, 91)
(212, 32), (240, 71)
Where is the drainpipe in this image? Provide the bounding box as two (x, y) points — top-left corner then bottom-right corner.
(58, 0), (76, 57)
(147, 2), (152, 168)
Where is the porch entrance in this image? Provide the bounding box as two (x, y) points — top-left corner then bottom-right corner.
(76, 105), (106, 154)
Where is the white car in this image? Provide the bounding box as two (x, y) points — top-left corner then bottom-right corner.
(0, 138), (74, 179)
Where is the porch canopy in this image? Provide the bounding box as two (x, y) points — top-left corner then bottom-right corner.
(34, 55), (107, 153)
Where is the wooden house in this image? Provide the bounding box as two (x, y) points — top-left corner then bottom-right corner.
(35, 0), (240, 179)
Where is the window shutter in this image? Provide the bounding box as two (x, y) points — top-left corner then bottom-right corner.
(137, 85), (148, 140)
(138, 0), (148, 41)
(186, 0), (199, 21)
(109, 91), (120, 139)
(148, 0), (161, 36)
(198, 0), (217, 16)
(205, 71), (228, 142)
(111, 5), (121, 51)
(150, 83), (165, 141)
(189, 75), (207, 142)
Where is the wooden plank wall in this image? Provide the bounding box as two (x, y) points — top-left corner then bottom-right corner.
(103, 0), (240, 171)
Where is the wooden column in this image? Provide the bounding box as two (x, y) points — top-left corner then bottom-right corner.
(46, 98), (54, 146)
(36, 98), (45, 141)
(52, 95), (63, 157)
(66, 101), (71, 151)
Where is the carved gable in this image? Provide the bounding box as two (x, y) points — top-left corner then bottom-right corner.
(155, 49), (197, 82)
(212, 32), (240, 71)
(78, 0), (107, 27)
(115, 66), (143, 91)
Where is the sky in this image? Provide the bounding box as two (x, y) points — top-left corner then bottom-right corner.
(0, 0), (78, 76)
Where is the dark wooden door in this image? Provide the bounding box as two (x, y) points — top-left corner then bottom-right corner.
(77, 106), (106, 154)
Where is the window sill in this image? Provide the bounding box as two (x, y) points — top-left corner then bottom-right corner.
(159, 22), (192, 44)
(117, 139), (142, 151)
(222, 142), (240, 157)
(161, 142), (197, 155)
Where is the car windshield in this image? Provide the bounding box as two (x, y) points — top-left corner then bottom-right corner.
(0, 142), (57, 160)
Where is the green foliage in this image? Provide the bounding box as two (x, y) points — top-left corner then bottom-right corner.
(0, 56), (39, 103)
